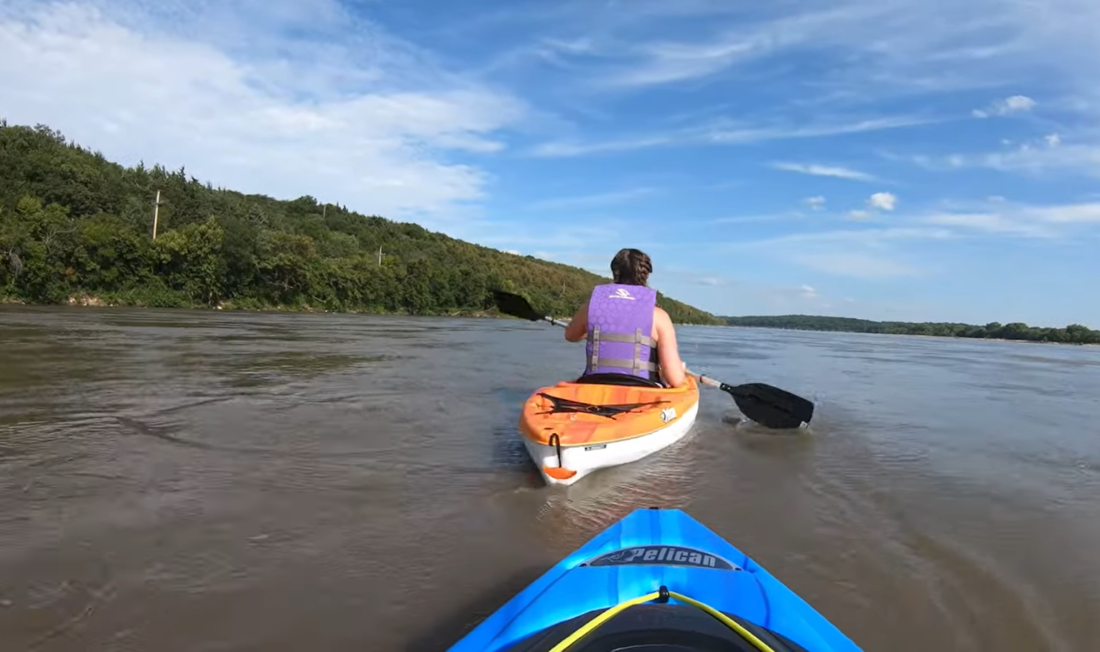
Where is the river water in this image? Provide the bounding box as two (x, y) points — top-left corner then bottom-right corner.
(1, 306), (1099, 651)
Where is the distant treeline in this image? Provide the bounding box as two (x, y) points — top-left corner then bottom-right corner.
(721, 314), (1100, 345)
(0, 121), (720, 325)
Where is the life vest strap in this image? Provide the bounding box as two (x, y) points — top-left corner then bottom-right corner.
(586, 326), (658, 376)
(591, 357), (660, 372)
(590, 331), (657, 347)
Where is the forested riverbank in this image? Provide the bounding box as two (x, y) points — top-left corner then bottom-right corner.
(721, 314), (1100, 345)
(0, 121), (720, 324)
(5, 120), (1094, 342)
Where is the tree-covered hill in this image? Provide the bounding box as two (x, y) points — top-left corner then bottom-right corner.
(0, 121), (720, 325)
(722, 314), (1099, 345)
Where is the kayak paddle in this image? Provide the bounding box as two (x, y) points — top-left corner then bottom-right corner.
(490, 289), (570, 327)
(490, 289), (815, 429)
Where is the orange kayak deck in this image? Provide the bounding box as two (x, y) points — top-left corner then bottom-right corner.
(519, 375), (700, 447)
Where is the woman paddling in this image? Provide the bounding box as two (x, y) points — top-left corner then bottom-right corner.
(564, 248), (688, 388)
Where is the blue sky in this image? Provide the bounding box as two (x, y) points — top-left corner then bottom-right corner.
(2, 0), (1099, 326)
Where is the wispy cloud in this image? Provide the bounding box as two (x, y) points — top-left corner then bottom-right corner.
(904, 137), (1100, 179)
(711, 211), (807, 225)
(705, 116), (936, 144)
(804, 196), (827, 210)
(529, 114), (936, 158)
(729, 226), (955, 249)
(1022, 202), (1100, 224)
(609, 37), (761, 88)
(770, 162), (877, 182)
(500, 0), (1100, 114)
(923, 212), (1056, 238)
(525, 187), (657, 211)
(528, 135), (675, 158)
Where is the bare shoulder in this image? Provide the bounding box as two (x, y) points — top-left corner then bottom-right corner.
(564, 299), (590, 342)
(653, 306), (673, 326)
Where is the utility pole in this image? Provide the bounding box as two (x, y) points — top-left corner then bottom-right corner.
(322, 204), (327, 219)
(378, 246), (383, 265)
(152, 190), (162, 240)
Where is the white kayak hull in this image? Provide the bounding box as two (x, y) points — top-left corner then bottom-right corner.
(522, 400), (700, 486)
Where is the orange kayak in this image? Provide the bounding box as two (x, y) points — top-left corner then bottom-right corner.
(519, 374), (700, 485)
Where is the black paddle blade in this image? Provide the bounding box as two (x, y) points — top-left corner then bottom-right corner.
(723, 382), (814, 429)
(491, 289), (545, 322)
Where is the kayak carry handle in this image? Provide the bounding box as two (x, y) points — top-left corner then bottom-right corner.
(549, 433), (563, 467)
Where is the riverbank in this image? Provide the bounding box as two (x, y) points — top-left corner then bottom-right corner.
(1, 292), (500, 318)
(722, 315), (1100, 346)
(0, 296), (1082, 339)
(726, 323), (1100, 348)
(0, 293), (719, 327)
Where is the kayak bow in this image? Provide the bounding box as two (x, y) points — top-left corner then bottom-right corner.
(447, 508), (863, 652)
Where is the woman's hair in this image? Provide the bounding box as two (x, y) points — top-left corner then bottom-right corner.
(610, 248), (653, 286)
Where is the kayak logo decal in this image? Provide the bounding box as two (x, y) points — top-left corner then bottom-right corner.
(608, 288), (636, 300)
(584, 545), (738, 570)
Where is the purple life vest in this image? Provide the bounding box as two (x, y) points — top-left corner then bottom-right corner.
(583, 283), (660, 381)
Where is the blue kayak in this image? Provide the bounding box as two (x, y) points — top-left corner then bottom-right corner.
(447, 508), (863, 652)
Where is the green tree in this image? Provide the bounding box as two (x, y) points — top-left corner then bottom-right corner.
(153, 218), (225, 304)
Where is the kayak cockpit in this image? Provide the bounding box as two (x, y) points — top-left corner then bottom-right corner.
(499, 603), (812, 652)
(574, 372), (666, 389)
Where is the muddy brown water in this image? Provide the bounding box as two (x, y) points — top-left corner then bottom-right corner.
(1, 306), (1099, 651)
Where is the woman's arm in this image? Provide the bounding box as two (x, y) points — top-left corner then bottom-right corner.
(654, 307), (687, 388)
(564, 300), (589, 342)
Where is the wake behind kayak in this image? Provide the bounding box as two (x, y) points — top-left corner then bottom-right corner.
(447, 508), (862, 652)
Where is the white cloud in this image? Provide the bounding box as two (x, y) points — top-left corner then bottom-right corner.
(1045, 133), (1062, 147)
(843, 192), (897, 220)
(1007, 94), (1038, 112)
(799, 284), (818, 299)
(972, 94), (1038, 118)
(804, 196), (827, 210)
(0, 2), (527, 224)
(771, 162), (877, 182)
(868, 192), (898, 211)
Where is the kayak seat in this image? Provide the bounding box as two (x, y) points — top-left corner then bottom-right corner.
(575, 372), (665, 389)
